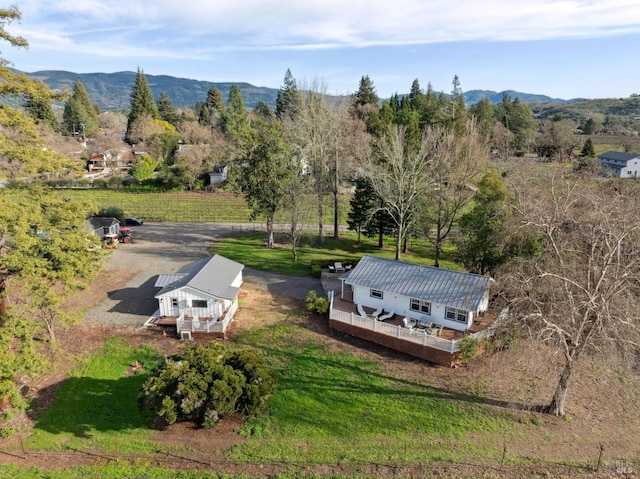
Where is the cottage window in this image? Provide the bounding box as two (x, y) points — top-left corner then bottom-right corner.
(191, 299), (208, 308)
(370, 289), (383, 299)
(171, 298), (178, 307)
(410, 298), (431, 314)
(445, 307), (468, 323)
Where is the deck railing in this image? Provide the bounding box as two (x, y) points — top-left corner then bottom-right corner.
(328, 292), (459, 353)
(176, 299), (239, 334)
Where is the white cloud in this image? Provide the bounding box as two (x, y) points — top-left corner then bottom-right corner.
(12, 0), (640, 54)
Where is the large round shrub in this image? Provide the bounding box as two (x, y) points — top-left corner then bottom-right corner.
(139, 342), (276, 428)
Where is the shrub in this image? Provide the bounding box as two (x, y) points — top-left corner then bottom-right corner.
(310, 263), (322, 278)
(139, 342), (276, 429)
(305, 290), (329, 314)
(457, 335), (480, 364)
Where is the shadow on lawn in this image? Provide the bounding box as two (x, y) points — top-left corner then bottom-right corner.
(30, 374), (151, 437)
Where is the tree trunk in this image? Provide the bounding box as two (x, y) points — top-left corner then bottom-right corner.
(266, 216), (274, 248)
(357, 226), (361, 244)
(317, 194), (324, 245)
(544, 358), (574, 416)
(395, 223), (403, 261)
(402, 235), (408, 254)
(333, 190), (339, 239)
(0, 274), (7, 320)
(434, 224), (442, 268)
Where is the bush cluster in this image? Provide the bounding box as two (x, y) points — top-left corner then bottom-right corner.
(139, 342), (277, 429)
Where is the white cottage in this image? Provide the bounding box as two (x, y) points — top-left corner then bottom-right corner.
(154, 255), (244, 338)
(340, 255), (492, 332)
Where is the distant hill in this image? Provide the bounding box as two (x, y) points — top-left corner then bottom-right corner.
(18, 69), (576, 113)
(20, 70), (280, 111)
(464, 89), (568, 104)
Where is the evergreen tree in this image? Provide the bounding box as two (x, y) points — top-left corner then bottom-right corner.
(156, 91), (178, 125)
(275, 69), (301, 119)
(580, 137), (596, 158)
(224, 84), (250, 146)
(206, 84), (226, 124)
(23, 93), (56, 130)
(125, 68), (158, 144)
(347, 177), (375, 243)
(61, 80), (98, 137)
(469, 96), (496, 141)
(456, 172), (511, 275)
(352, 75), (379, 108)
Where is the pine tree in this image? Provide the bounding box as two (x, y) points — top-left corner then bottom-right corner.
(580, 138), (596, 158)
(125, 68), (158, 144)
(156, 91), (178, 125)
(224, 84), (250, 146)
(61, 80), (98, 137)
(206, 85), (226, 116)
(352, 75), (379, 107)
(275, 69), (301, 119)
(23, 93), (56, 130)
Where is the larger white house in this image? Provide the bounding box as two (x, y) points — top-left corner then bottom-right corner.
(598, 151), (640, 178)
(340, 255), (493, 332)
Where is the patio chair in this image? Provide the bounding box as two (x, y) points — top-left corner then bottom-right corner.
(345, 264), (352, 271)
(372, 306), (383, 318)
(378, 309), (395, 321)
(335, 262), (345, 272)
(357, 303), (368, 318)
(328, 265), (335, 273)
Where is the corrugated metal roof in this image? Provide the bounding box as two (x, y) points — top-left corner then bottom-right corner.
(343, 255), (492, 311)
(154, 273), (187, 287)
(598, 151), (640, 164)
(155, 255), (244, 300)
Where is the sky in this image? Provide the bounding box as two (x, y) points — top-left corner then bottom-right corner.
(6, 1), (640, 101)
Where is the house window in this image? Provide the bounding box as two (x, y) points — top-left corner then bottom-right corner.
(171, 298), (178, 307)
(370, 289), (383, 299)
(410, 298), (431, 314)
(445, 307), (468, 323)
(191, 299), (208, 308)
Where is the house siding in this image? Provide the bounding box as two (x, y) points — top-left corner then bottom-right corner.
(157, 286), (233, 319)
(352, 285), (473, 331)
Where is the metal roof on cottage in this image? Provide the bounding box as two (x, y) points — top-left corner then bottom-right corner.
(343, 255), (492, 311)
(155, 255), (244, 300)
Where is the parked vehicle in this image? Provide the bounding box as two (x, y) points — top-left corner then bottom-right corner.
(118, 227), (133, 243)
(124, 217), (144, 226)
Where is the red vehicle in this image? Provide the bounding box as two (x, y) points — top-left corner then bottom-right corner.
(118, 227), (133, 243)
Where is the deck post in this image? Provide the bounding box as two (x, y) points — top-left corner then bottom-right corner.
(397, 325), (400, 338)
(350, 313), (354, 325)
(373, 318), (376, 332)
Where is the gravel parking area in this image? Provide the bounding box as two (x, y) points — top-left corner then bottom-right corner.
(82, 222), (323, 328)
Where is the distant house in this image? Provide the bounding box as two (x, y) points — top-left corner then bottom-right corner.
(86, 217), (120, 239)
(329, 255), (496, 366)
(154, 255), (244, 340)
(87, 149), (134, 174)
(598, 151), (640, 178)
(209, 164), (229, 185)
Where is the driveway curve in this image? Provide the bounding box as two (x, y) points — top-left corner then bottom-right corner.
(83, 222), (323, 328)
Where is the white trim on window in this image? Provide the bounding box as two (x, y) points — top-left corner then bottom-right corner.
(445, 306), (468, 323)
(410, 298), (431, 315)
(370, 289), (383, 299)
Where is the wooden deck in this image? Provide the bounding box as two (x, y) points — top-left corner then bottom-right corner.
(328, 295), (500, 366)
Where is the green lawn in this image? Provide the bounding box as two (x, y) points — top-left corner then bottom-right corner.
(230, 321), (512, 466)
(14, 322), (513, 473)
(211, 231), (460, 277)
(25, 338), (162, 453)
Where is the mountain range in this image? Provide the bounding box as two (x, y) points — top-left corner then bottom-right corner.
(19, 70), (569, 112)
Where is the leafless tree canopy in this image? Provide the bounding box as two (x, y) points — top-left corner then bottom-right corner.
(500, 169), (640, 415)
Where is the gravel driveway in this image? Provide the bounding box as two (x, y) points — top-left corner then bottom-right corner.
(83, 222), (323, 328)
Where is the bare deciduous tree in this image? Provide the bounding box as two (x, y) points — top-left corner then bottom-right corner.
(423, 119), (489, 267)
(501, 169), (640, 416)
(359, 125), (434, 260)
